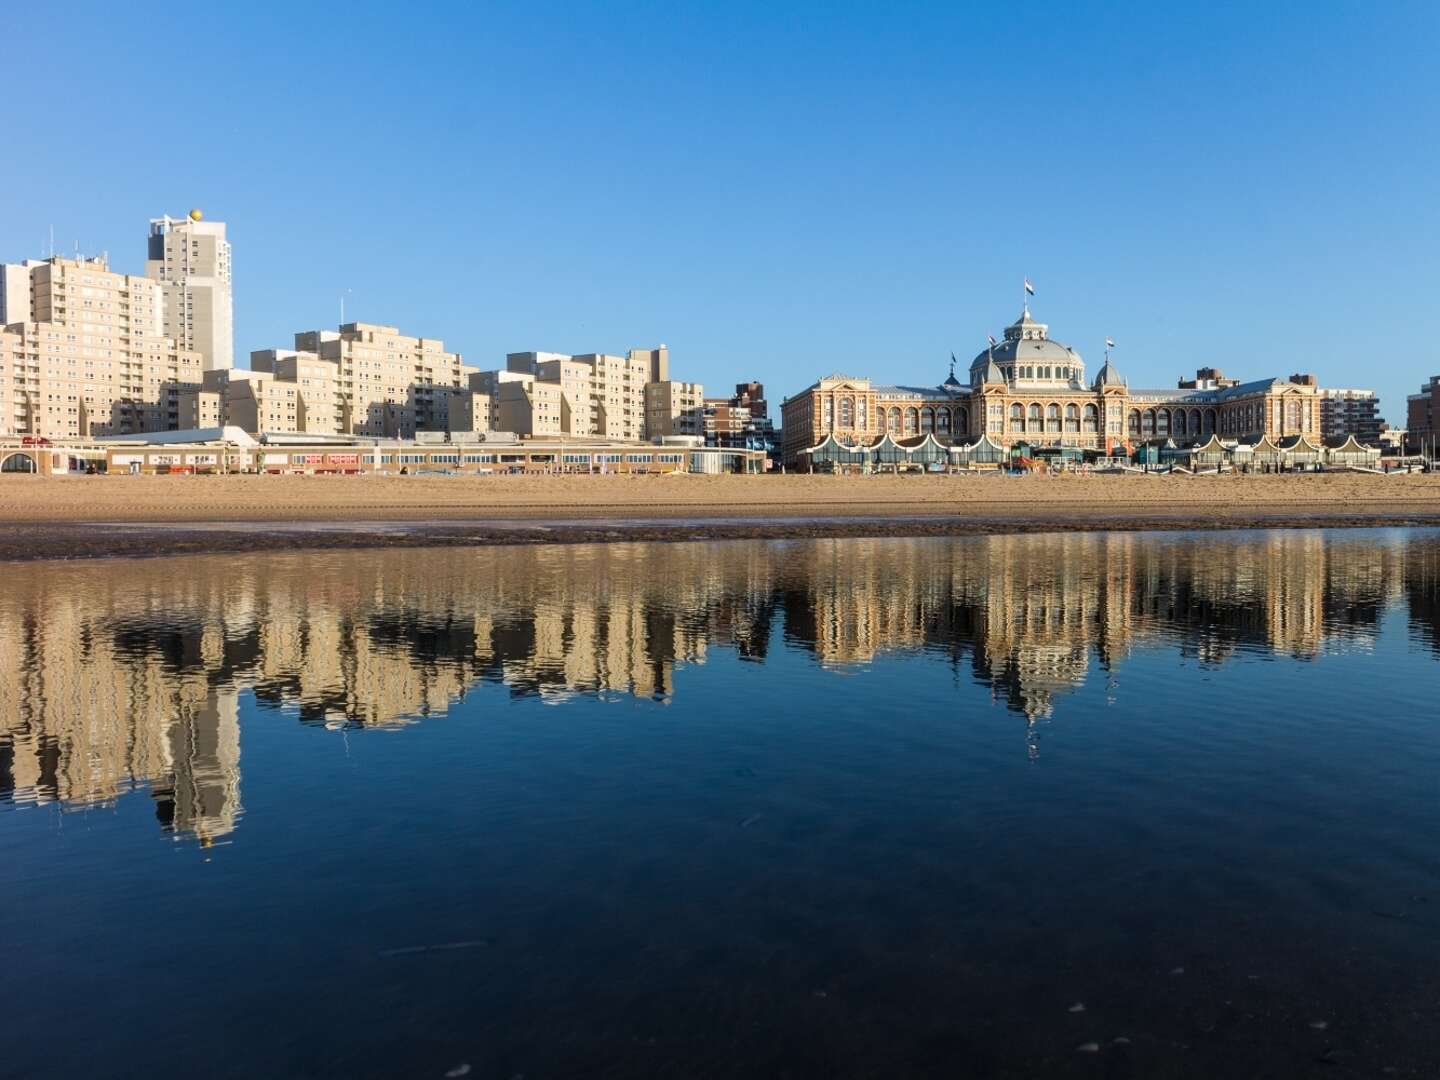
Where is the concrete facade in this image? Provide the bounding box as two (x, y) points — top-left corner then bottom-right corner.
(146, 213), (234, 372)
(645, 379), (705, 437)
(1318, 388), (1385, 444)
(472, 344), (697, 440)
(0, 256), (205, 438)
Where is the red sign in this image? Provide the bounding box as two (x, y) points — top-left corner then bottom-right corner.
(328, 454), (359, 466)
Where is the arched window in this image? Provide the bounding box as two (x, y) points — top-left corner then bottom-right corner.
(1128, 410), (1141, 438)
(1190, 409), (1201, 436)
(1286, 400), (1301, 431)
(1174, 409), (1187, 437)
(936, 408), (951, 434)
(839, 397), (853, 427)
(1010, 403), (1025, 432)
(887, 407), (900, 434)
(956, 407), (969, 435)
(1142, 409), (1156, 437)
(858, 403), (867, 431)
(1083, 404), (1098, 433)
(1157, 409), (1170, 436)
(0, 453), (36, 474)
(920, 407), (935, 433)
(1065, 404), (1080, 432)
(822, 397), (833, 427)
(1046, 404), (1061, 432)
(1204, 408), (1217, 435)
(904, 407), (918, 435)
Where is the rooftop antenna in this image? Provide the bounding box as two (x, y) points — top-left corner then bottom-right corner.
(48, 225), (54, 258)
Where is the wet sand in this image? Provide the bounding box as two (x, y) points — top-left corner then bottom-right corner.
(1, 472), (1438, 560)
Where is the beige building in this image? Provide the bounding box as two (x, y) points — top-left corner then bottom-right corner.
(470, 343), (697, 440)
(478, 371), (563, 436)
(146, 212), (234, 371)
(237, 322), (483, 437)
(202, 369), (302, 432)
(782, 305), (1329, 467)
(645, 379), (705, 436)
(0, 255), (204, 438)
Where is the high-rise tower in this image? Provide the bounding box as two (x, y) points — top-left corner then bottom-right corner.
(146, 209), (234, 371)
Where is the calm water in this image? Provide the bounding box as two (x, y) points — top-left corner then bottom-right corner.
(3, 530), (1440, 1078)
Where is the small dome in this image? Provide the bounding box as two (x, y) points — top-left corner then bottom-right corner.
(973, 358), (1005, 387)
(1093, 359), (1126, 388)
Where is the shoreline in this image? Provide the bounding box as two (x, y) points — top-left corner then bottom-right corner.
(3, 511), (1439, 563)
(3, 472), (1439, 561)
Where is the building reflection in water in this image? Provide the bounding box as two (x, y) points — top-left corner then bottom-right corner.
(0, 531), (1434, 841)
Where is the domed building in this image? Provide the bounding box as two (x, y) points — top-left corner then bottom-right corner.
(781, 302), (1327, 467)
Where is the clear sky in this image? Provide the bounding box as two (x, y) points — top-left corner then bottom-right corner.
(4, 1), (1437, 419)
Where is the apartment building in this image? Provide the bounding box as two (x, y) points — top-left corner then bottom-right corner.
(704, 381), (776, 453)
(0, 255), (204, 438)
(146, 212), (234, 371)
(176, 388), (223, 429)
(1318, 388), (1385, 444)
(195, 369), (300, 432)
(1407, 375), (1438, 451)
(471, 344), (697, 440)
(645, 379), (705, 437)
(485, 372), (564, 435)
(506, 351), (598, 435)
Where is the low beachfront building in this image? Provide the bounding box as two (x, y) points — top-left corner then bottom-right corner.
(781, 306), (1341, 468)
(0, 429), (764, 476)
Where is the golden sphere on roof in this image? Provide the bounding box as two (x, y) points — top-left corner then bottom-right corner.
(188, 208), (203, 221)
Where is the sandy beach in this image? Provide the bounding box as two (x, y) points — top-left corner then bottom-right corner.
(1, 471), (1437, 560)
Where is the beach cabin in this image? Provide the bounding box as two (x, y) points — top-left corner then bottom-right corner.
(949, 433), (1006, 470)
(1245, 435), (1285, 472)
(1190, 434), (1231, 471)
(1279, 434), (1324, 471)
(898, 433), (950, 472)
(802, 433), (871, 474)
(1134, 441), (1168, 467)
(868, 433), (914, 473)
(1324, 435), (1382, 469)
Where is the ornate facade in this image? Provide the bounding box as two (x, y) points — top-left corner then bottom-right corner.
(781, 306), (1324, 466)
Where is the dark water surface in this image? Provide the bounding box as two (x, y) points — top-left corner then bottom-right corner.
(3, 530), (1439, 1078)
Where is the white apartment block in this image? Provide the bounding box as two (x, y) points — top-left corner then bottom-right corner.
(146, 213), (234, 371)
(0, 255), (204, 438)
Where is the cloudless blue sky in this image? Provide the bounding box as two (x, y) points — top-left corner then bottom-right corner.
(4, 1), (1437, 418)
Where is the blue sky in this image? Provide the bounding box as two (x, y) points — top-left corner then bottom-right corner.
(4, 1), (1437, 419)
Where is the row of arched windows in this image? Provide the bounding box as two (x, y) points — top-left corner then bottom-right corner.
(1127, 407), (1217, 439)
(1008, 402), (1098, 434)
(879, 405), (970, 436)
(1121, 401), (1314, 440)
(822, 398), (970, 437)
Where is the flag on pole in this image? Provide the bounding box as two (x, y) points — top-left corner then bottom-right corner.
(1023, 278), (1035, 296)
(1105, 338), (1116, 348)
(987, 334), (998, 346)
